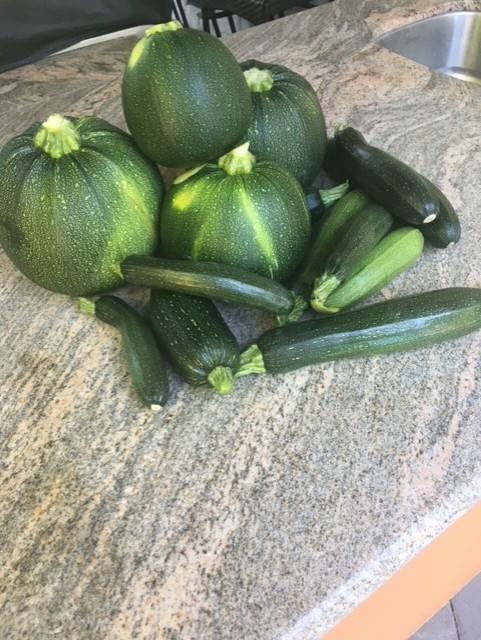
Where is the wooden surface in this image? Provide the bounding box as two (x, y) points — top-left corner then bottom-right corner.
(2, 1), (481, 639)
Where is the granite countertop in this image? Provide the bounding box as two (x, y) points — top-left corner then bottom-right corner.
(2, 1), (481, 638)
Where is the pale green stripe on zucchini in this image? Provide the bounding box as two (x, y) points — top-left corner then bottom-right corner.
(323, 227), (425, 312)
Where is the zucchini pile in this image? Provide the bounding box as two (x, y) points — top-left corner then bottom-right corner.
(0, 20), (477, 409)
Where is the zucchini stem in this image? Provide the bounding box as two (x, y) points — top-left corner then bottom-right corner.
(244, 67), (274, 92)
(33, 114), (80, 159)
(277, 295), (307, 326)
(310, 275), (341, 313)
(235, 345), (266, 378)
(218, 142), (256, 175)
(207, 366), (234, 395)
(319, 181), (350, 207)
(145, 21), (182, 36)
(77, 297), (96, 316)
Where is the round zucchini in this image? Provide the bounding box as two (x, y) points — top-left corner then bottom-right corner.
(122, 21), (252, 168)
(0, 114), (163, 296)
(160, 142), (311, 282)
(241, 60), (327, 187)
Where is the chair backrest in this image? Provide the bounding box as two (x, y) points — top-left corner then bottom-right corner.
(1, 0), (172, 72)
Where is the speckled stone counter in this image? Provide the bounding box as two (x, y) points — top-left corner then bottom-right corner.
(1, 2), (481, 638)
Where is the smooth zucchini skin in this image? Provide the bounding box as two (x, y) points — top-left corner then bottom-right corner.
(148, 290), (240, 393)
(323, 137), (347, 183)
(325, 227), (424, 311)
(241, 60), (327, 187)
(94, 296), (169, 409)
(310, 204), (393, 311)
(321, 204), (393, 283)
(335, 127), (440, 225)
(121, 256), (297, 314)
(418, 179), (461, 248)
(294, 189), (370, 294)
(257, 288), (481, 374)
(122, 23), (251, 168)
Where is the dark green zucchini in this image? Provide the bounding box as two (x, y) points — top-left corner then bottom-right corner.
(418, 179), (461, 248)
(79, 296), (169, 409)
(122, 256), (306, 324)
(148, 289), (239, 395)
(294, 189), (370, 295)
(237, 288), (481, 375)
(310, 204), (393, 312)
(305, 181), (350, 221)
(323, 136), (347, 183)
(335, 126), (440, 225)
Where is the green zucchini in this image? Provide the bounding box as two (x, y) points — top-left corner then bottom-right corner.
(324, 227), (424, 312)
(122, 256), (306, 324)
(305, 181), (350, 221)
(323, 136), (347, 183)
(418, 179), (461, 248)
(148, 290), (239, 395)
(335, 126), (440, 225)
(78, 296), (169, 410)
(238, 288), (481, 375)
(310, 204), (393, 312)
(241, 60), (327, 187)
(122, 22), (251, 168)
(0, 114), (164, 297)
(294, 189), (370, 294)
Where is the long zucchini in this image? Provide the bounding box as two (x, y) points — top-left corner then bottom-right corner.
(122, 256), (305, 324)
(323, 227), (424, 312)
(418, 179), (461, 248)
(310, 204), (393, 312)
(148, 289), (239, 395)
(79, 295), (169, 410)
(237, 288), (481, 375)
(335, 126), (440, 225)
(293, 189), (370, 295)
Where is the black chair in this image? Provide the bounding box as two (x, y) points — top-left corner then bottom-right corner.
(183, 0), (331, 35)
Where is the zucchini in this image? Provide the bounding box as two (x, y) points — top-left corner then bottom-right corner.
(78, 296), (169, 410)
(148, 290), (239, 395)
(241, 60), (327, 187)
(335, 126), (440, 225)
(294, 189), (370, 294)
(305, 180), (350, 221)
(238, 288), (481, 375)
(310, 204), (393, 312)
(418, 179), (461, 248)
(323, 137), (347, 183)
(0, 114), (164, 297)
(160, 142), (310, 283)
(324, 227), (424, 312)
(122, 22), (251, 168)
(122, 256), (306, 324)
